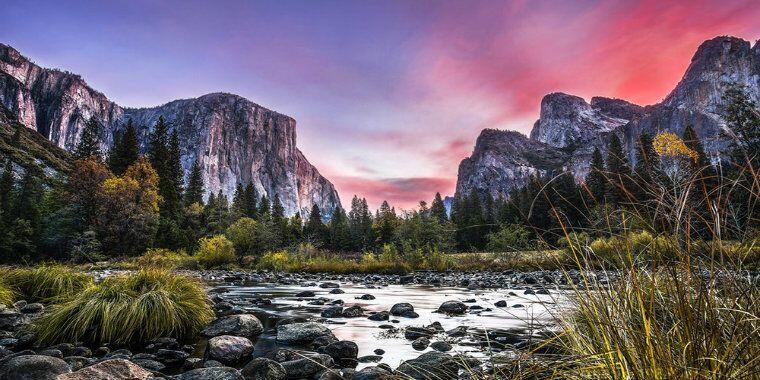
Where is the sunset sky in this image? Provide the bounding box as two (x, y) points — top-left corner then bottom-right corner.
(3, 0), (759, 210)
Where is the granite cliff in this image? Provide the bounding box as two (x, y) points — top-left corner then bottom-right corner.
(0, 43), (340, 216)
(457, 36), (760, 200)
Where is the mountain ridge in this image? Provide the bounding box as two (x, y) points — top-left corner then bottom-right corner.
(0, 43), (341, 216)
(456, 35), (760, 201)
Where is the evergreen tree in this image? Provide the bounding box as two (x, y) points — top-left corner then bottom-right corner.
(74, 117), (102, 160)
(430, 192), (448, 223)
(348, 195), (373, 251)
(723, 84), (760, 167)
(683, 125), (717, 237)
(304, 204), (327, 245)
(585, 147), (607, 204)
(108, 119), (139, 175)
(185, 160), (204, 206)
(165, 129), (184, 217)
(231, 183), (246, 221)
(287, 213), (303, 246)
(328, 207), (351, 251)
(632, 133), (660, 204)
(606, 134), (632, 205)
(259, 195), (271, 217)
(374, 201), (397, 246)
(244, 184), (258, 219)
(271, 194), (287, 249)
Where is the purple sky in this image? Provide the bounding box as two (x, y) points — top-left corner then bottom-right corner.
(3, 0), (759, 209)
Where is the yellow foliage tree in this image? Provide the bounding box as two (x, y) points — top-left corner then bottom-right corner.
(653, 132), (699, 162)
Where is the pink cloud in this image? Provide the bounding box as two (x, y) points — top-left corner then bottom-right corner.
(331, 176), (456, 211)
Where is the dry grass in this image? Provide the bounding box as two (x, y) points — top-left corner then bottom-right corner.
(4, 265), (93, 302)
(34, 269), (214, 346)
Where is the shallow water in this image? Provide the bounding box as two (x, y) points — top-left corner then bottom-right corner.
(210, 281), (568, 369)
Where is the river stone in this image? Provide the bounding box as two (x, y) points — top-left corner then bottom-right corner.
(63, 356), (92, 371)
(295, 291), (315, 298)
(280, 354), (334, 379)
(329, 289), (344, 294)
(322, 340), (358, 366)
(430, 341), (453, 352)
(320, 306), (343, 318)
(389, 303), (418, 318)
(202, 314), (264, 338)
(241, 357), (286, 380)
(319, 283), (340, 289)
(0, 354), (71, 380)
(396, 352), (459, 380)
(352, 366), (392, 380)
(341, 305), (364, 318)
(411, 337), (429, 350)
(494, 300), (507, 307)
(176, 367), (244, 380)
(404, 327), (435, 340)
(276, 323), (336, 345)
(437, 301), (467, 315)
(207, 336), (254, 364)
(367, 311), (389, 321)
(57, 359), (152, 380)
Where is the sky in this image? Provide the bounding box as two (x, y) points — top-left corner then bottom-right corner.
(3, 0), (759, 210)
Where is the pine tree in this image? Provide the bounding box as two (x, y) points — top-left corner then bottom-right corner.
(108, 119), (139, 175)
(430, 192), (448, 223)
(244, 184), (258, 219)
(328, 207), (351, 251)
(375, 201), (396, 246)
(683, 125), (717, 237)
(304, 204), (327, 245)
(723, 84), (760, 168)
(165, 129), (184, 216)
(231, 183), (246, 221)
(585, 147), (607, 205)
(606, 134), (632, 205)
(271, 194), (287, 249)
(258, 195), (270, 217)
(632, 133), (660, 204)
(185, 159), (204, 206)
(74, 117), (102, 160)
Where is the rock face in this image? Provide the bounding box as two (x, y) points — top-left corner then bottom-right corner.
(456, 36), (760, 200)
(0, 43), (340, 217)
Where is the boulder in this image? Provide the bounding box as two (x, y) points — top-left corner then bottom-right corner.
(280, 354), (334, 379)
(352, 366), (392, 380)
(411, 337), (429, 350)
(295, 291), (315, 298)
(341, 306), (364, 318)
(57, 359), (152, 380)
(276, 323), (336, 346)
(389, 303), (418, 318)
(367, 311), (389, 321)
(320, 306), (343, 318)
(396, 352), (459, 380)
(436, 301), (467, 315)
(0, 354), (71, 380)
(430, 341), (453, 352)
(404, 327), (435, 340)
(202, 314), (264, 338)
(207, 336), (254, 364)
(240, 357), (286, 380)
(176, 367), (244, 380)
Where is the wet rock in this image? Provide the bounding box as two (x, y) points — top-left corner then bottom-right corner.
(352, 366), (392, 380)
(202, 314), (264, 338)
(132, 358), (165, 372)
(367, 311), (389, 321)
(207, 336), (254, 364)
(176, 367), (244, 380)
(241, 357), (286, 380)
(358, 355), (382, 363)
(62, 356), (92, 371)
(389, 303), (418, 318)
(373, 349), (385, 355)
(316, 369), (342, 380)
(341, 305), (364, 318)
(0, 354), (71, 380)
(71, 346), (91, 358)
(356, 294), (375, 300)
(329, 289), (344, 294)
(295, 291), (315, 298)
(411, 337), (429, 350)
(396, 352), (459, 380)
(404, 327), (435, 340)
(322, 340), (358, 366)
(19, 303), (43, 314)
(0, 310), (27, 330)
(276, 323), (336, 346)
(430, 341), (453, 352)
(319, 283), (340, 289)
(280, 354), (334, 379)
(437, 301), (467, 315)
(494, 300), (507, 307)
(36, 349), (62, 359)
(155, 349), (189, 366)
(321, 306), (343, 318)
(58, 359), (152, 380)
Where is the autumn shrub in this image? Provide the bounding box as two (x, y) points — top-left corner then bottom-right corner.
(5, 265), (93, 302)
(195, 235), (236, 268)
(34, 269), (213, 345)
(136, 248), (194, 269)
(257, 250), (293, 271)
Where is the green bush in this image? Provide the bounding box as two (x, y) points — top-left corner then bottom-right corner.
(6, 265), (93, 302)
(225, 217), (261, 256)
(34, 269), (213, 345)
(487, 224), (533, 252)
(257, 250), (293, 271)
(136, 248), (194, 269)
(195, 235), (236, 268)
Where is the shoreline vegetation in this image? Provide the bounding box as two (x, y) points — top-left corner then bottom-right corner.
(0, 89), (758, 377)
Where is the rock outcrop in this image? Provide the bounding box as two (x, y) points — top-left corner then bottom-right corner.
(0, 43), (340, 216)
(456, 36), (760, 200)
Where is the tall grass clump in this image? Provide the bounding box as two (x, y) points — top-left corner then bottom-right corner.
(0, 278), (15, 307)
(5, 265), (93, 302)
(34, 269), (213, 345)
